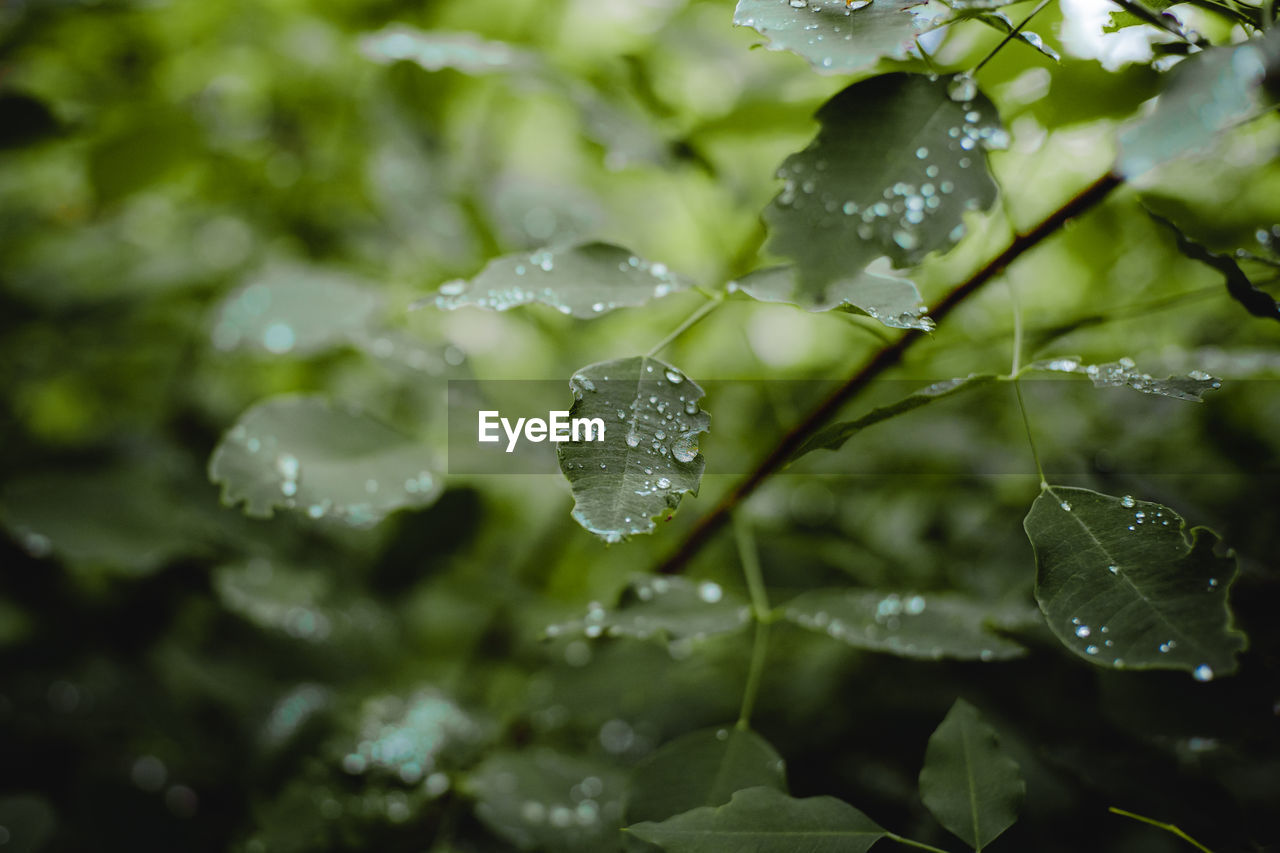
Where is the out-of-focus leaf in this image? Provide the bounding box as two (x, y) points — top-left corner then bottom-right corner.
(0, 468), (205, 576)
(794, 374), (998, 459)
(338, 687), (488, 780)
(782, 589), (1027, 660)
(431, 242), (690, 318)
(0, 795), (56, 853)
(545, 575), (750, 648)
(557, 357), (709, 541)
(729, 265), (933, 330)
(919, 698), (1024, 851)
(1024, 486), (1246, 678)
(1116, 29), (1280, 178)
(628, 786), (886, 852)
(764, 73), (1005, 297)
(626, 727), (787, 824)
(733, 0), (937, 76)
(208, 394), (440, 526)
(467, 749), (626, 851)
(359, 26), (542, 73)
(88, 113), (202, 206)
(214, 560), (340, 643)
(210, 263), (384, 355)
(1027, 356), (1221, 401)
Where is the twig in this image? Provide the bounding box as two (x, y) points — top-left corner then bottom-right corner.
(655, 170), (1123, 575)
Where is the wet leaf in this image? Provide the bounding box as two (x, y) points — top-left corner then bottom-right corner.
(764, 73), (1004, 297)
(210, 263), (384, 355)
(795, 374), (998, 459)
(1024, 486), (1246, 677)
(544, 575), (750, 648)
(733, 0), (936, 76)
(1116, 29), (1280, 178)
(1027, 356), (1221, 401)
(208, 394), (440, 527)
(467, 749), (626, 852)
(557, 357), (710, 541)
(628, 786), (886, 852)
(782, 589), (1027, 660)
(919, 699), (1024, 851)
(627, 727), (788, 824)
(729, 265), (933, 330)
(432, 242), (690, 318)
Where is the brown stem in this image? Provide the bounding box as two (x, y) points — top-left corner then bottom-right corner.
(656, 170), (1124, 575)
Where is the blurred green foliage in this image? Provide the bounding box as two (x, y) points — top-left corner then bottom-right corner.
(1, 0), (1279, 851)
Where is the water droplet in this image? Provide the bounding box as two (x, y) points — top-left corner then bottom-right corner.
(1108, 565), (1119, 575)
(1059, 500), (1072, 512)
(1075, 625), (1091, 638)
(947, 74), (977, 102)
(1194, 664), (1214, 682)
(846, 0), (870, 8)
(656, 477), (672, 489)
(1085, 644), (1099, 655)
(263, 322), (296, 354)
(1120, 495), (1136, 508)
(698, 581), (722, 603)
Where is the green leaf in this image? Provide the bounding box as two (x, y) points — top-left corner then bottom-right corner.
(729, 265), (933, 330)
(628, 786), (886, 853)
(211, 262), (384, 355)
(627, 727), (788, 824)
(0, 468), (206, 577)
(466, 749), (626, 852)
(359, 25), (542, 74)
(733, 0), (937, 76)
(1116, 29), (1280, 178)
(794, 374), (998, 459)
(545, 575), (750, 649)
(1024, 485), (1246, 678)
(1027, 356), (1221, 401)
(433, 242), (690, 318)
(557, 357), (710, 541)
(782, 589), (1027, 661)
(208, 394), (440, 527)
(764, 73), (1005, 297)
(918, 698), (1025, 851)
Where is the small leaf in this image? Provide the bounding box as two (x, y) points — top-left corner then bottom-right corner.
(730, 265), (933, 330)
(1148, 211), (1280, 323)
(467, 749), (626, 852)
(1027, 356), (1221, 401)
(626, 727), (788, 824)
(764, 73), (1005, 297)
(795, 374), (998, 459)
(209, 394), (440, 527)
(1024, 485), (1246, 677)
(919, 699), (1025, 851)
(545, 575), (750, 648)
(628, 786), (886, 853)
(1116, 29), (1280, 178)
(210, 262), (384, 355)
(557, 357), (710, 541)
(358, 25), (542, 74)
(783, 589), (1027, 661)
(733, 0), (936, 76)
(432, 242), (689, 318)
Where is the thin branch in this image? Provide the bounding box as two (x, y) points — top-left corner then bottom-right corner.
(647, 291), (725, 358)
(655, 170), (1123, 575)
(734, 515), (771, 729)
(1109, 807), (1215, 853)
(973, 0), (1056, 74)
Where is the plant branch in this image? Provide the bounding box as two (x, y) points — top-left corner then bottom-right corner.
(1109, 807), (1215, 852)
(974, 0), (1055, 74)
(734, 514), (771, 729)
(647, 291), (725, 358)
(884, 831), (955, 853)
(655, 170), (1122, 575)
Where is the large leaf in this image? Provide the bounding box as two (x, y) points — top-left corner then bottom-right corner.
(1024, 486), (1246, 678)
(432, 242), (690, 318)
(544, 575), (750, 648)
(764, 73), (1005, 298)
(208, 394), (441, 527)
(1027, 356), (1221, 401)
(557, 357), (710, 541)
(627, 727), (788, 824)
(627, 786), (886, 853)
(733, 0), (937, 76)
(795, 374), (998, 459)
(1116, 29), (1280, 178)
(467, 749), (626, 852)
(210, 262), (384, 355)
(782, 589), (1027, 661)
(919, 699), (1024, 851)
(729, 265), (933, 330)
